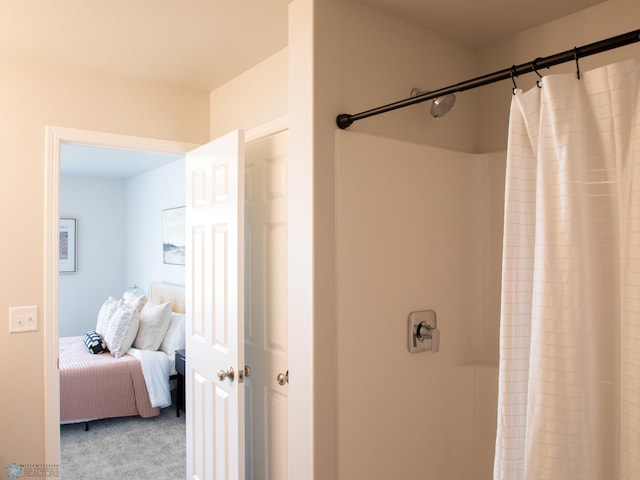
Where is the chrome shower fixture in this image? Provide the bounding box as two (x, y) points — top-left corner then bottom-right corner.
(410, 88), (456, 119)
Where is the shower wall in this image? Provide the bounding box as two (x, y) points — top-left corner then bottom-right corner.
(336, 130), (504, 479)
(476, 0), (640, 153)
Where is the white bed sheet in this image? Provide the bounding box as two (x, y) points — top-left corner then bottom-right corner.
(127, 348), (173, 408)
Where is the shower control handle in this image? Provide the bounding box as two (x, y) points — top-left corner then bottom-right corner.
(408, 310), (440, 354)
(416, 321), (434, 340)
(416, 321), (440, 353)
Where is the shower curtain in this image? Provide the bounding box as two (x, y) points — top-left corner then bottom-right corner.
(494, 58), (640, 480)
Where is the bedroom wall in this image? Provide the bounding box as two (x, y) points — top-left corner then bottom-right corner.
(126, 157), (186, 293)
(57, 158), (186, 337)
(0, 50), (208, 467)
(58, 176), (127, 336)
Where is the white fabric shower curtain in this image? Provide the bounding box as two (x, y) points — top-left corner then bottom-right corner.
(494, 58), (640, 480)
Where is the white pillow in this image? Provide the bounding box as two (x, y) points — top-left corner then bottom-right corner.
(160, 313), (186, 355)
(103, 304), (139, 357)
(122, 291), (148, 313)
(95, 296), (120, 336)
(133, 301), (172, 350)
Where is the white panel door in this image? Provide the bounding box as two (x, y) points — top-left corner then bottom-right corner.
(244, 130), (289, 480)
(186, 130), (245, 480)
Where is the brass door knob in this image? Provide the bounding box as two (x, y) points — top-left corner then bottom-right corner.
(239, 365), (251, 383)
(217, 367), (235, 382)
(277, 370), (289, 386)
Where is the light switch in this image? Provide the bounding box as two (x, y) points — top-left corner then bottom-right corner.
(9, 306), (38, 333)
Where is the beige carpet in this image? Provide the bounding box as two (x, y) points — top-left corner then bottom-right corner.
(60, 406), (185, 479)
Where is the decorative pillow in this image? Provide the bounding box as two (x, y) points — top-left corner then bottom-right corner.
(159, 313), (186, 355)
(103, 304), (140, 357)
(95, 296), (120, 337)
(83, 330), (107, 354)
(133, 301), (172, 350)
(122, 291), (148, 313)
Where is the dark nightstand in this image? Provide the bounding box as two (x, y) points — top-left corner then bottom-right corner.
(175, 349), (186, 417)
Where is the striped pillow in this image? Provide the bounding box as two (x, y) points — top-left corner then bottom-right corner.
(95, 296), (120, 337)
(103, 304), (140, 358)
(83, 330), (107, 354)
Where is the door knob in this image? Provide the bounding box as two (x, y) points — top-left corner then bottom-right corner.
(277, 370), (289, 386)
(217, 367), (235, 382)
(239, 365), (251, 383)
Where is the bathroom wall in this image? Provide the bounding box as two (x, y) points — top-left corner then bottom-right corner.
(287, 2), (483, 476)
(0, 48), (209, 466)
(210, 48), (288, 139)
(318, 1), (479, 154)
(212, 1), (640, 478)
(336, 130), (503, 479)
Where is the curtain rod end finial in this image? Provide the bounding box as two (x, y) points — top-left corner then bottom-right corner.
(336, 114), (354, 129)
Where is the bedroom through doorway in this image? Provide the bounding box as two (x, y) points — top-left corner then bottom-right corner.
(54, 131), (192, 476)
(45, 123), (291, 478)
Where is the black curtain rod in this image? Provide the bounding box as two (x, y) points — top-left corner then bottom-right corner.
(336, 29), (640, 129)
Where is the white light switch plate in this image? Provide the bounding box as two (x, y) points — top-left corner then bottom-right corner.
(9, 306), (38, 333)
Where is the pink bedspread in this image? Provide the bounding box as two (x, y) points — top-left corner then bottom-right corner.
(59, 336), (159, 423)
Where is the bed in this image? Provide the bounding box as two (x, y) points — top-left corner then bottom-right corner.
(59, 282), (185, 424)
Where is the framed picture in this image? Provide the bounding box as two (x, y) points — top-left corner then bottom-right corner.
(59, 217), (77, 273)
(162, 207), (186, 265)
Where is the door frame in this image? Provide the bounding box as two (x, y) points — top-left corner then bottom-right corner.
(43, 125), (199, 464)
(44, 119), (290, 467)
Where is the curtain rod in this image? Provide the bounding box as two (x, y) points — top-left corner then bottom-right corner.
(336, 28), (640, 129)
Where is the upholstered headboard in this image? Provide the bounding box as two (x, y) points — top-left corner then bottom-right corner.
(149, 282), (185, 313)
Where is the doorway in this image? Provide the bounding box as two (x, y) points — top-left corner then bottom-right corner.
(45, 122), (290, 477)
(44, 126), (198, 464)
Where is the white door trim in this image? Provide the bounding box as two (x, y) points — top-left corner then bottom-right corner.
(43, 126), (198, 465)
(245, 116), (288, 143)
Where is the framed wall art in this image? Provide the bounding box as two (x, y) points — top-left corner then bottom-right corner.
(59, 217), (77, 273)
(162, 207), (185, 265)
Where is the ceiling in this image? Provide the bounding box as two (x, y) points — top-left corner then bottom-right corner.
(356, 0), (606, 49)
(60, 144), (182, 179)
(4, 0), (605, 178)
(0, 0), (607, 93)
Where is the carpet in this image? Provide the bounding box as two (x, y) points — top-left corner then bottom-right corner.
(60, 406), (185, 479)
